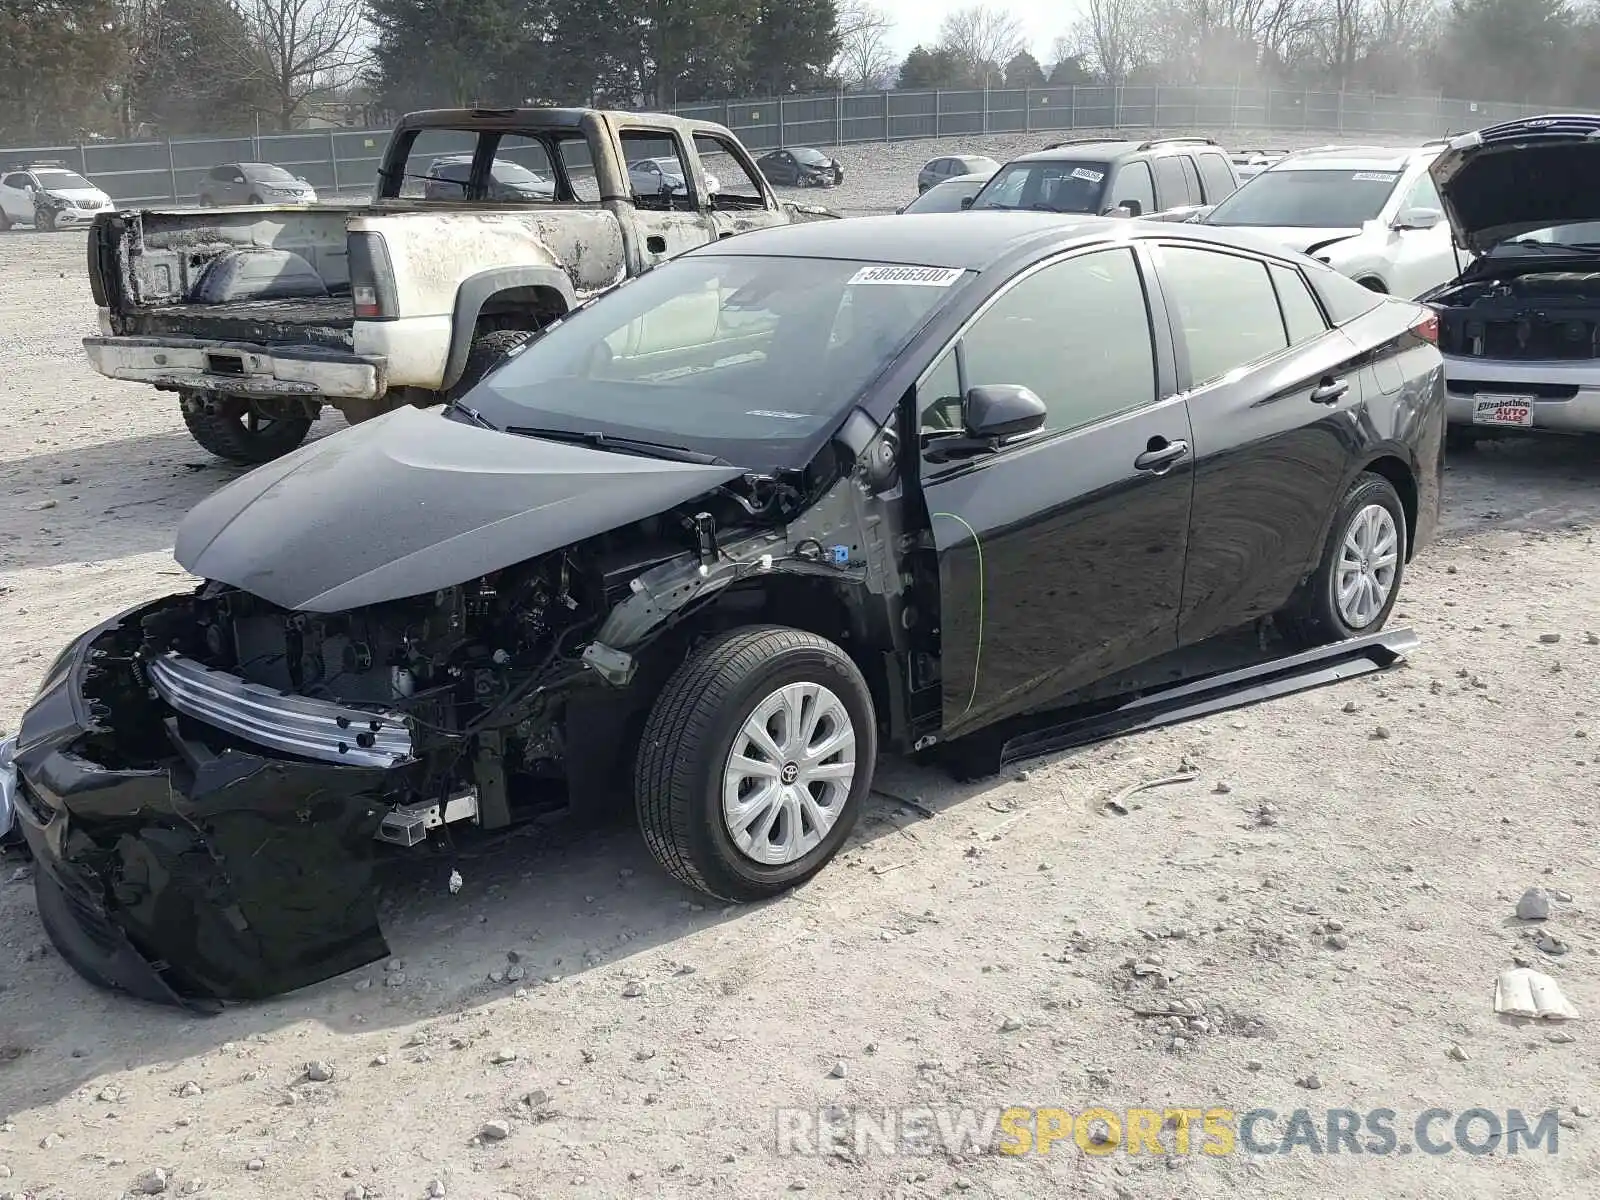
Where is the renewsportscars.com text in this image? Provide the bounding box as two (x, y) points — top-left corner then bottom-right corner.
(774, 1106), (1564, 1158)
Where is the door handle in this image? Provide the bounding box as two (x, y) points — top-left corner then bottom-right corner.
(1134, 439), (1190, 472)
(645, 234), (666, 253)
(1310, 376), (1349, 404)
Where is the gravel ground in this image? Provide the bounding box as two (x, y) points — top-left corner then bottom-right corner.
(3, 133), (1600, 1200)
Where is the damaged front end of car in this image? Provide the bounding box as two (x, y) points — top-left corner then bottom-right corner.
(10, 404), (914, 1009)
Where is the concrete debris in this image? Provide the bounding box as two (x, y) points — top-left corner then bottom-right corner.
(134, 1167), (169, 1194)
(480, 1120), (511, 1141)
(305, 1060), (334, 1082)
(176, 1082), (203, 1098)
(1495, 968), (1579, 1020)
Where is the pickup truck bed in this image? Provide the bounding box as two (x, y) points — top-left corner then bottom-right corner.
(125, 296), (356, 350)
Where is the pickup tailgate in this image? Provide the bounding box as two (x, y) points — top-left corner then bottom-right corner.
(90, 204), (360, 345)
(85, 203), (389, 400)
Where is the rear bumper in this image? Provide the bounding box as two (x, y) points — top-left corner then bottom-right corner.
(1443, 356), (1600, 434)
(12, 598), (401, 1008)
(84, 335), (387, 401)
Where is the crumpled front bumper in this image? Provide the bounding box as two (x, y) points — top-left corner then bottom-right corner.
(11, 597), (407, 1011)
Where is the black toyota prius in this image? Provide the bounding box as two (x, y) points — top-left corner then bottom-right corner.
(4, 213), (1443, 1008)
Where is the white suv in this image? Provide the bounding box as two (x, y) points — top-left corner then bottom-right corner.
(0, 162), (113, 231)
(1200, 143), (1466, 299)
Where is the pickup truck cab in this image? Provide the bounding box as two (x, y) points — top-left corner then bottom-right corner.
(84, 108), (833, 463)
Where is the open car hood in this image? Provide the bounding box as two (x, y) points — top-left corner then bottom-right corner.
(174, 406), (742, 612)
(1430, 114), (1600, 256)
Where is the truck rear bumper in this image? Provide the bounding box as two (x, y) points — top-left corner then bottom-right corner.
(84, 336), (387, 401)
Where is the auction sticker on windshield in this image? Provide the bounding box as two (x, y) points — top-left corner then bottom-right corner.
(1351, 172), (1400, 183)
(848, 265), (965, 286)
(1472, 394), (1535, 427)
(1070, 167), (1106, 183)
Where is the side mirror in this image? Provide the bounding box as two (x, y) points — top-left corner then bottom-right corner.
(964, 384), (1048, 440)
(959, 196), (975, 210)
(1395, 206), (1442, 231)
(923, 384), (1047, 462)
(1106, 199), (1140, 218)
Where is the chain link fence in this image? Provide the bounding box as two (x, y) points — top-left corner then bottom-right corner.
(0, 84), (1572, 206)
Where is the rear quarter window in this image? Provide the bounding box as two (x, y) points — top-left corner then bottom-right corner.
(1303, 260), (1386, 324)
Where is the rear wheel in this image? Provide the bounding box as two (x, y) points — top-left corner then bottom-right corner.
(450, 328), (537, 400)
(1284, 472), (1407, 646)
(635, 626), (876, 901)
(180, 392), (314, 464)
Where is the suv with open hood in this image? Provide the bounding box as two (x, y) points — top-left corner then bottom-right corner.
(1422, 114), (1600, 446)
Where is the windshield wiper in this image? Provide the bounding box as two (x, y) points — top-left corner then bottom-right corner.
(446, 399), (497, 430)
(504, 426), (731, 465)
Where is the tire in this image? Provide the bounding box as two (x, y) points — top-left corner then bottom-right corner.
(635, 625), (877, 901)
(0, 207), (10, 231)
(179, 392), (313, 464)
(36, 207), (56, 232)
(450, 328), (536, 399)
(1286, 471), (1408, 646)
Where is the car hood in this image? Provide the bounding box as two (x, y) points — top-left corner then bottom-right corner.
(1202, 223), (1366, 256)
(1430, 115), (1600, 256)
(173, 406), (742, 613)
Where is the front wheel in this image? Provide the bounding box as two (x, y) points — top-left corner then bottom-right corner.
(1286, 472), (1408, 646)
(635, 626), (876, 901)
(180, 392), (314, 464)
(35, 207), (56, 232)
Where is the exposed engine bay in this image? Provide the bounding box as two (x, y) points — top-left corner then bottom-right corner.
(1431, 266), (1600, 360)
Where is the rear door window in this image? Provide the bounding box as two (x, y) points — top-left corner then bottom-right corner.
(1153, 156), (1187, 209)
(1178, 156), (1203, 204)
(1159, 245), (1291, 386)
(1195, 152), (1237, 202)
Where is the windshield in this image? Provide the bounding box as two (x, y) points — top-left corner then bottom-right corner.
(1491, 220), (1600, 253)
(970, 161), (1109, 213)
(1207, 168), (1402, 227)
(792, 148), (828, 165)
(247, 165), (297, 183)
(470, 254), (968, 466)
(35, 170), (91, 190)
(904, 181), (981, 213)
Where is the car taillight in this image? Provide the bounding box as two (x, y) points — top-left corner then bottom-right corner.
(348, 231), (397, 319)
(1411, 310), (1439, 345)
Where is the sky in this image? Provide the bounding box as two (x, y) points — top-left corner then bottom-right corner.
(877, 0), (1082, 62)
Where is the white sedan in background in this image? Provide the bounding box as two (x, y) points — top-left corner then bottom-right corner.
(627, 157), (721, 198)
(1200, 143), (1467, 299)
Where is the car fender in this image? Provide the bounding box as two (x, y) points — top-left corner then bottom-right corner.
(441, 266), (577, 390)
(1318, 236), (1391, 291)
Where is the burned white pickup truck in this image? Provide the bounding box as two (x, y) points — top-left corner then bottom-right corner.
(84, 107), (835, 463)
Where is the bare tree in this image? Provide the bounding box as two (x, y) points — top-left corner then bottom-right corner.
(937, 5), (1027, 86)
(1070, 0), (1152, 86)
(832, 0), (897, 89)
(231, 0), (370, 130)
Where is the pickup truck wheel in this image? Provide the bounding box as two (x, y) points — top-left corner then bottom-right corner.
(180, 392), (314, 464)
(452, 329), (536, 398)
(635, 626), (876, 901)
(1283, 471), (1407, 647)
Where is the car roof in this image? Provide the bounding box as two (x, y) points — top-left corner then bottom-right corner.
(693, 210), (1304, 270)
(1269, 145), (1436, 171)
